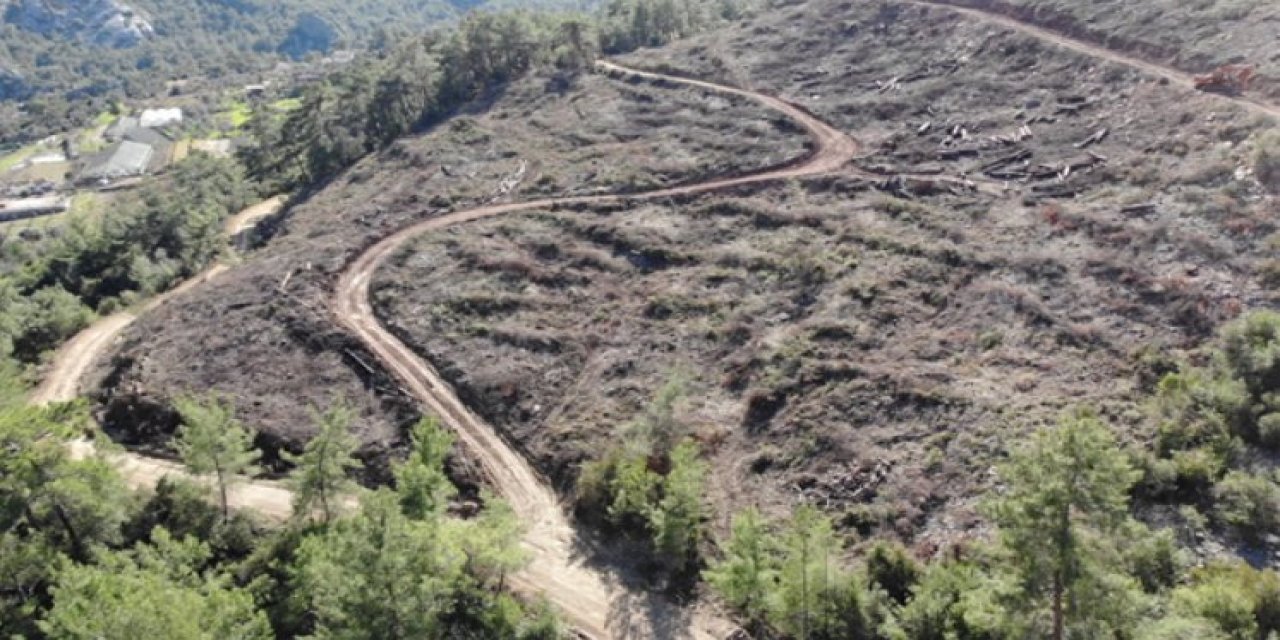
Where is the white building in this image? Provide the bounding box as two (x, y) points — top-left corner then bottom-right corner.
(139, 108), (183, 129)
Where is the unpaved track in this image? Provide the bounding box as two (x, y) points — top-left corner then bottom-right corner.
(31, 199), (294, 521)
(908, 0), (1280, 120)
(225, 195), (287, 236)
(333, 61), (858, 639)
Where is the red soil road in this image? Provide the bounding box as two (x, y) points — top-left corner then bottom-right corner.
(907, 0), (1280, 121)
(332, 60), (859, 639)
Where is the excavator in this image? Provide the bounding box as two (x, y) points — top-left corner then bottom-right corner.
(1193, 64), (1255, 96)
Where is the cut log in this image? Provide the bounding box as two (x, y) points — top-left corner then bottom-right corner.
(936, 147), (982, 161)
(1075, 128), (1110, 149)
(1120, 203), (1157, 216)
(980, 148), (1032, 172)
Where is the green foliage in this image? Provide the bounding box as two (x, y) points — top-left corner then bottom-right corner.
(864, 541), (921, 606)
(394, 416), (457, 520)
(174, 395), (262, 521)
(1256, 130), (1280, 193)
(0, 403), (134, 635)
(0, 404), (133, 561)
(242, 1), (753, 191)
(40, 528), (272, 640)
(576, 377), (707, 576)
(286, 401), (361, 523)
(983, 409), (1144, 639)
(894, 560), (987, 640)
(650, 440), (707, 575)
(1169, 563), (1280, 640)
(292, 490), (466, 639)
(1125, 527), (1186, 593)
(607, 453), (661, 526)
(0, 154), (256, 368)
(704, 507), (777, 630)
(1212, 470), (1280, 542)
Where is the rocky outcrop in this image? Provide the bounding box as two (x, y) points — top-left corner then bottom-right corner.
(3, 0), (154, 48)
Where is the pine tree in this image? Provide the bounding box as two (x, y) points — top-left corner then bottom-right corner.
(40, 528), (271, 640)
(395, 416), (457, 520)
(985, 409), (1144, 639)
(778, 505), (839, 640)
(704, 507), (778, 631)
(649, 440), (706, 575)
(287, 401), (361, 524)
(174, 395), (261, 522)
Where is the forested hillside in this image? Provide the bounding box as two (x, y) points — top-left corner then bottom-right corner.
(0, 0), (591, 141)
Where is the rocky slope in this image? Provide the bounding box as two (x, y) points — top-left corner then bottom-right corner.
(3, 0), (154, 47)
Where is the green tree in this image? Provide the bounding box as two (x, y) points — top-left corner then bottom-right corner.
(0, 404), (131, 561)
(864, 540), (921, 606)
(394, 416), (457, 520)
(777, 505), (839, 639)
(0, 404), (132, 634)
(607, 453), (659, 527)
(40, 528), (270, 640)
(649, 439), (706, 575)
(896, 560), (986, 640)
(292, 490), (465, 639)
(174, 395), (261, 522)
(287, 401), (361, 524)
(704, 507), (777, 632)
(984, 410), (1144, 640)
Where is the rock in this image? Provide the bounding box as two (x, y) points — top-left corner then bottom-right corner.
(4, 0), (154, 48)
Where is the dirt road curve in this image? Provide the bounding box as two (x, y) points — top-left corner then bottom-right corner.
(908, 0), (1280, 120)
(31, 199), (295, 522)
(225, 195), (287, 237)
(333, 60), (858, 639)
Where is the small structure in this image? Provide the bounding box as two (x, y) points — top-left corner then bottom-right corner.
(139, 108), (183, 129)
(80, 141), (154, 184)
(0, 196), (69, 222)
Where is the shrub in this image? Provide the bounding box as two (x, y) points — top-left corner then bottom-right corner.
(1171, 447), (1225, 497)
(864, 540), (921, 605)
(1173, 563), (1280, 640)
(1255, 131), (1280, 193)
(1126, 528), (1186, 593)
(1212, 471), (1280, 542)
(1172, 570), (1258, 639)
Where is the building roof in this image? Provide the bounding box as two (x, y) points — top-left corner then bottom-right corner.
(122, 126), (172, 148)
(81, 141), (153, 180)
(106, 116), (140, 140)
(139, 108), (183, 129)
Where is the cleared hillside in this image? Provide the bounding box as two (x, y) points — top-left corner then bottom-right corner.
(87, 67), (809, 478)
(92, 0), (1277, 554)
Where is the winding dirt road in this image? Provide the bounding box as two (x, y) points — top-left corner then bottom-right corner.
(31, 199), (295, 520)
(908, 0), (1280, 120)
(333, 60), (857, 639)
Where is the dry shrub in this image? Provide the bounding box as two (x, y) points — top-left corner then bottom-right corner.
(1255, 130), (1280, 193)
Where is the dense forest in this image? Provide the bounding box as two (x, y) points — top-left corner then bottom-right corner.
(0, 0), (591, 141)
(0, 153), (257, 372)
